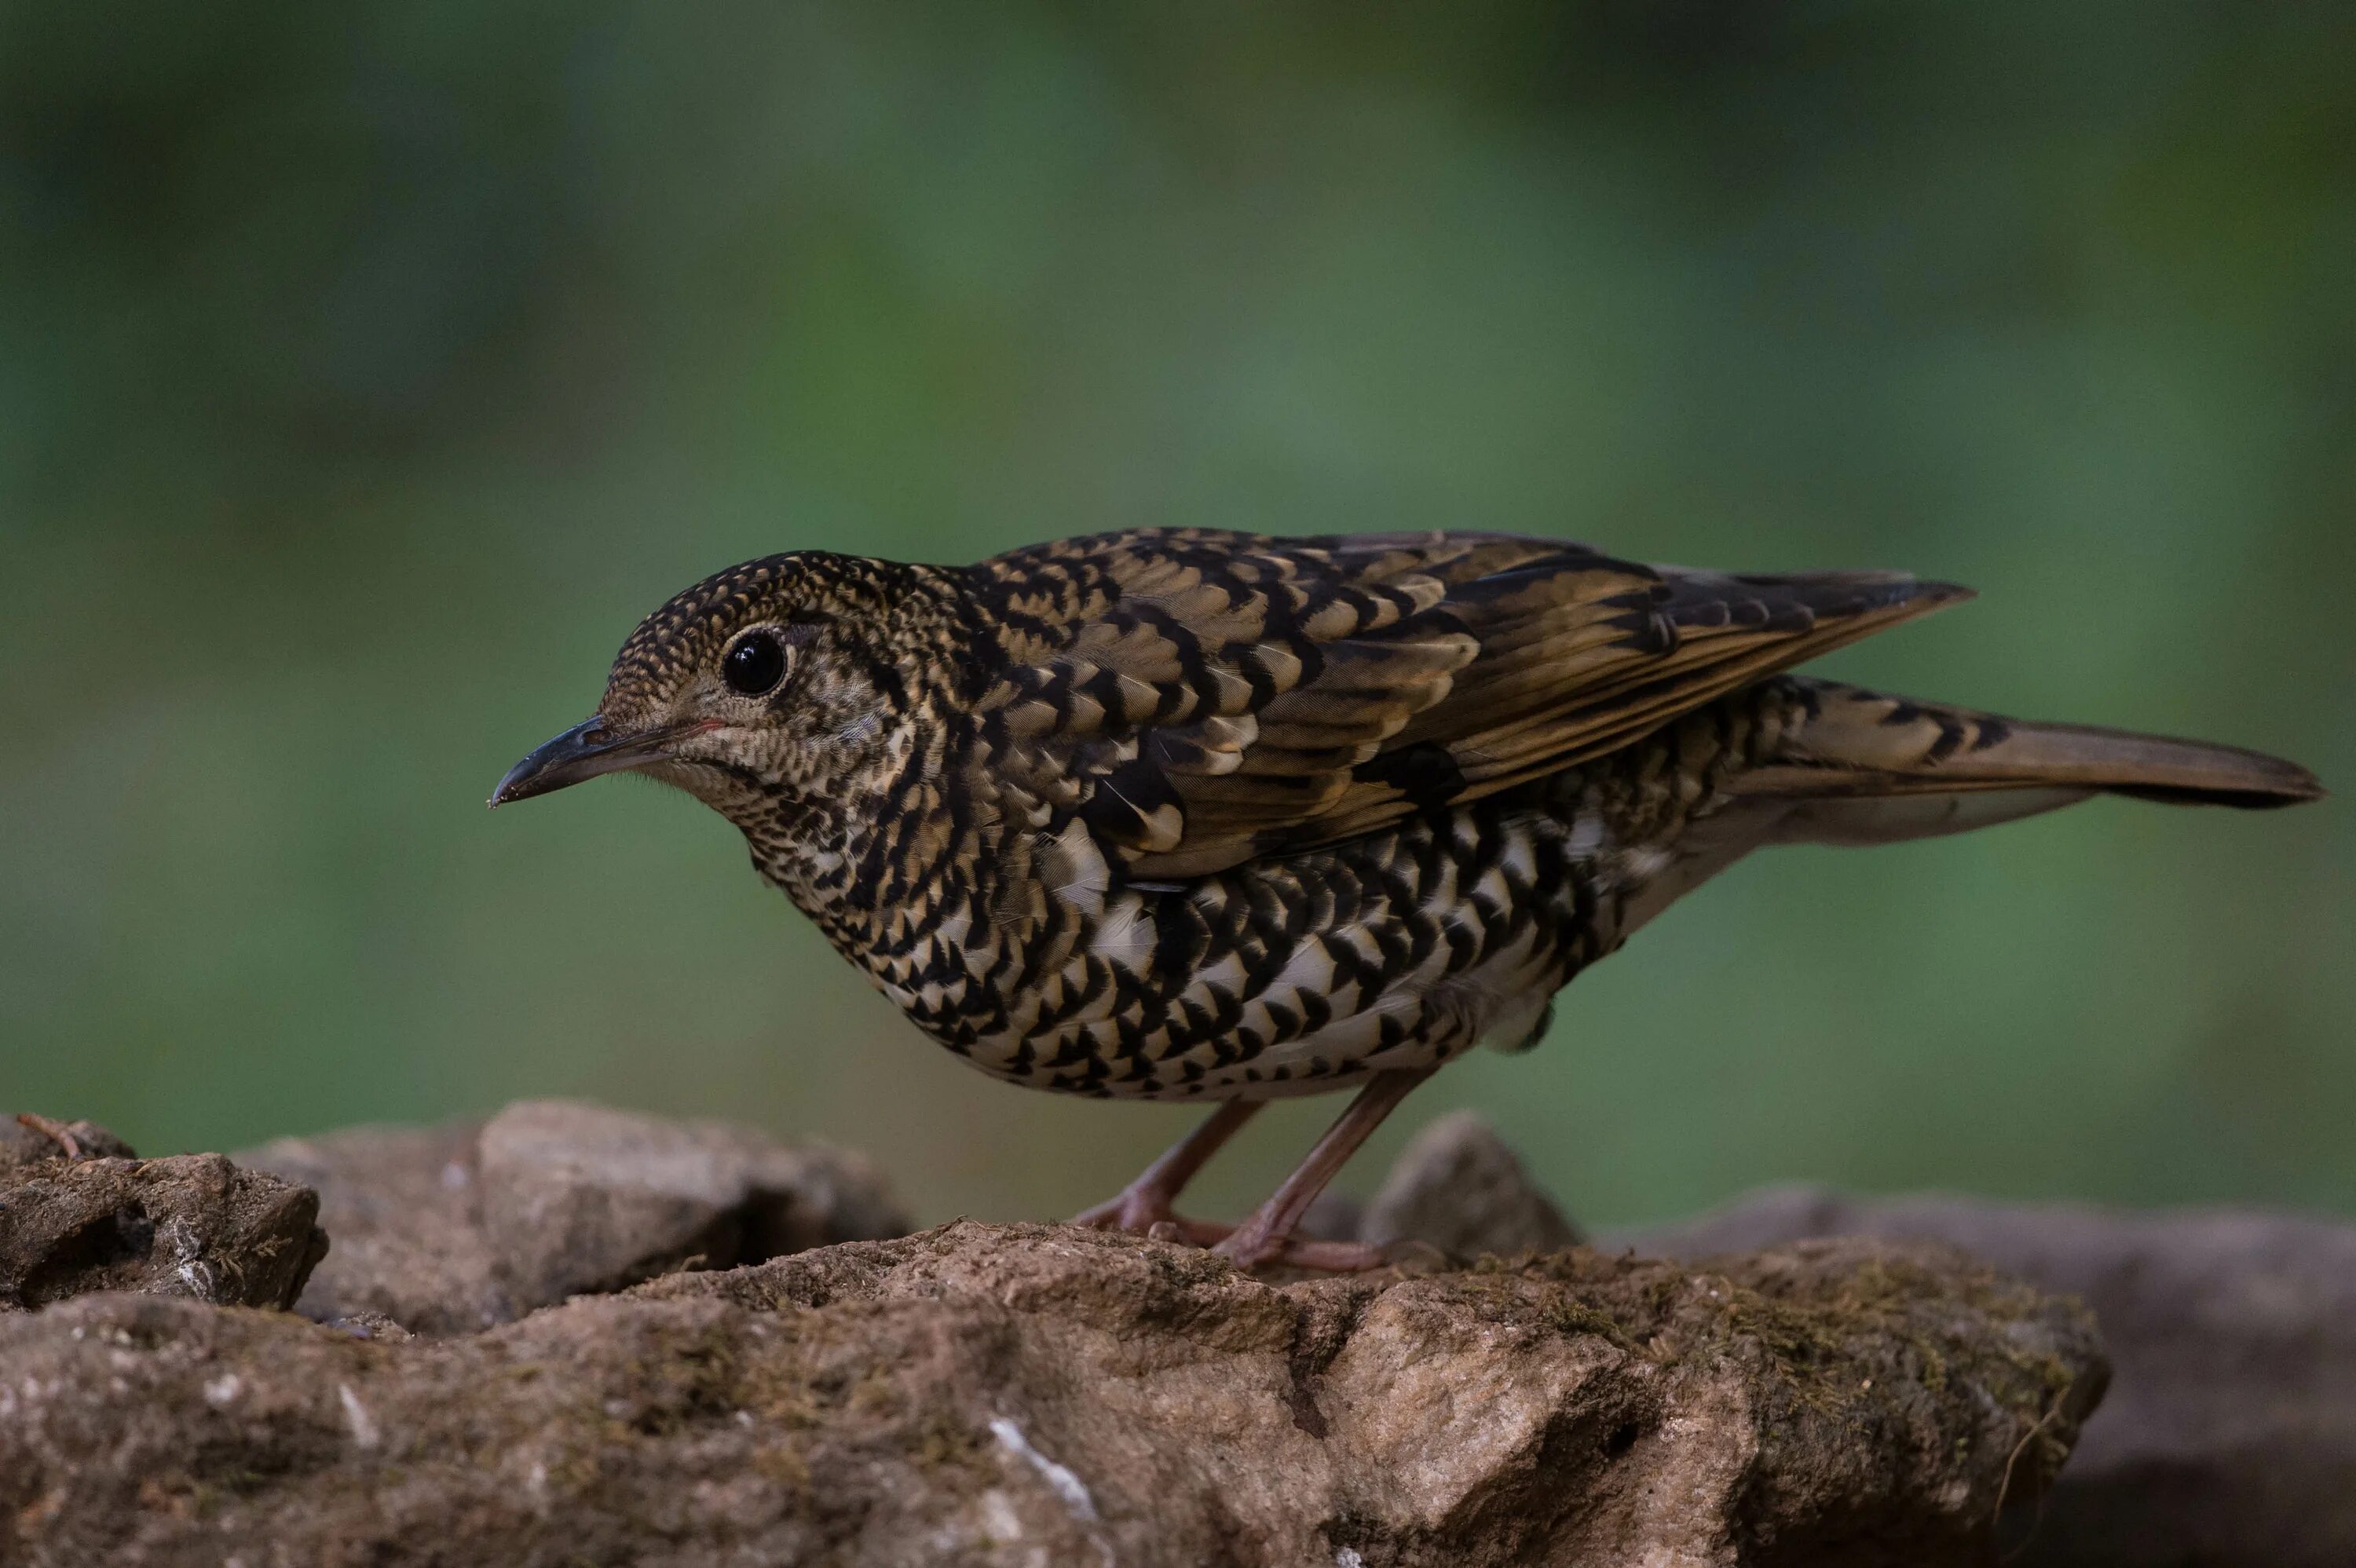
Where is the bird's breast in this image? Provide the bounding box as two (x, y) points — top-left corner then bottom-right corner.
(834, 791), (1656, 1101)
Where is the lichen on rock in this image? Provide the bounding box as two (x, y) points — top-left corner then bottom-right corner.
(0, 1219), (2103, 1567)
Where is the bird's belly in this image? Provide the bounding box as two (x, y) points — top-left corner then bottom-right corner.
(1181, 923), (1564, 1100)
(895, 802), (1616, 1102)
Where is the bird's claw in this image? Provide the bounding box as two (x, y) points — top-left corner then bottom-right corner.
(1211, 1227), (1389, 1274)
(1073, 1196), (1238, 1248)
(1074, 1197), (1388, 1273)
(1071, 1186), (1183, 1234)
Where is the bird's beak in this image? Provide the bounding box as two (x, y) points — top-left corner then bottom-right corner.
(489, 715), (708, 807)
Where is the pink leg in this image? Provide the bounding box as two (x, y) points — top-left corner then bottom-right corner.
(1073, 1100), (1260, 1240)
(1213, 1069), (1434, 1271)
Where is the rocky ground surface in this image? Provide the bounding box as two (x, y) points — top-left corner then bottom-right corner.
(1623, 1186), (2356, 1568)
(236, 1098), (908, 1336)
(0, 1101), (2336, 1565)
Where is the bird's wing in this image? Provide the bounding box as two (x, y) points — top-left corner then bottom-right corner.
(964, 528), (1968, 879)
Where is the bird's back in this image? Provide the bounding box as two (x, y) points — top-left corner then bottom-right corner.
(955, 527), (1969, 875)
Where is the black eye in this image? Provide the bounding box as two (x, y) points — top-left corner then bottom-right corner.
(722, 630), (788, 696)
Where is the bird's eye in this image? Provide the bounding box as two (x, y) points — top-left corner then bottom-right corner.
(722, 630), (788, 696)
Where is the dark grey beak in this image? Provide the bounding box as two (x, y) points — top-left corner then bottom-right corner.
(490, 716), (693, 807)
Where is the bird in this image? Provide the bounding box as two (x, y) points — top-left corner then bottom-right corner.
(491, 528), (2322, 1270)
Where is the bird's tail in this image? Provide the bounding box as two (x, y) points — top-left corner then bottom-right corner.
(1727, 678), (2322, 846)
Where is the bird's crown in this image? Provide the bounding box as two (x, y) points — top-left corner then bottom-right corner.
(600, 550), (942, 719)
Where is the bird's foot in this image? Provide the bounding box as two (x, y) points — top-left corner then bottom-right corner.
(1070, 1186), (1176, 1234)
(1072, 1190), (1235, 1247)
(1211, 1222), (1388, 1274)
(1072, 1194), (1378, 1270)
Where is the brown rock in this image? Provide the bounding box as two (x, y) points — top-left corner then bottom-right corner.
(0, 1221), (2105, 1566)
(1623, 1186), (2356, 1568)
(1360, 1109), (1582, 1259)
(3, 1114), (137, 1168)
(239, 1099), (910, 1335)
(475, 1098), (909, 1305)
(239, 1120), (510, 1335)
(0, 1149), (325, 1312)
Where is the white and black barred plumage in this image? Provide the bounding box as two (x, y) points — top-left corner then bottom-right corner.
(496, 527), (2321, 1264)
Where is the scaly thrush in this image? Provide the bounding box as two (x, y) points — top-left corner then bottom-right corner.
(494, 529), (2322, 1269)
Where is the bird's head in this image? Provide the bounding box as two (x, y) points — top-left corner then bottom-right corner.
(491, 552), (958, 837)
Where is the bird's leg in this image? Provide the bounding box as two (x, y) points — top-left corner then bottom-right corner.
(1213, 1068), (1435, 1272)
(1072, 1099), (1261, 1240)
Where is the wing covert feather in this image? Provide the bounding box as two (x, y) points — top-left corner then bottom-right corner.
(962, 528), (1966, 878)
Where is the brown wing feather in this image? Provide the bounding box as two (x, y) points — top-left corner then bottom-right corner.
(963, 528), (1970, 879)
(1732, 679), (2325, 808)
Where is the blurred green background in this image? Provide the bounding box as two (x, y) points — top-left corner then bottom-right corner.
(4, 2), (2350, 1230)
